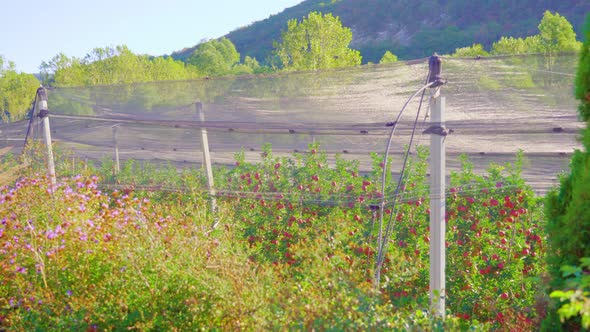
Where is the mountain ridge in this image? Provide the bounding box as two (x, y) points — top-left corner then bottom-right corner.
(171, 0), (590, 64)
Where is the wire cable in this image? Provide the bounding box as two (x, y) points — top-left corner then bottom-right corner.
(23, 91), (39, 149)
(377, 86), (430, 274)
(374, 79), (435, 287)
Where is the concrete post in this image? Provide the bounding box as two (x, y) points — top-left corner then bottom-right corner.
(196, 102), (217, 218)
(37, 87), (57, 192)
(427, 54), (446, 317)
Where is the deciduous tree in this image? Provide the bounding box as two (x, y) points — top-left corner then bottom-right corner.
(273, 12), (362, 71)
(451, 43), (489, 57)
(491, 36), (540, 55)
(0, 56), (39, 121)
(42, 46), (200, 87)
(491, 12), (579, 56)
(379, 51), (398, 64)
(538, 10), (582, 55)
(186, 38), (240, 76)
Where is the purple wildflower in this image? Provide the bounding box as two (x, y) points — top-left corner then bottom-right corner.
(64, 186), (73, 195)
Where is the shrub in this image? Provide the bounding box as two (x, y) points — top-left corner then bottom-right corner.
(0, 142), (546, 330)
(543, 12), (590, 331)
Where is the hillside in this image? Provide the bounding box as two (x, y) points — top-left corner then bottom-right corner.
(171, 0), (590, 64)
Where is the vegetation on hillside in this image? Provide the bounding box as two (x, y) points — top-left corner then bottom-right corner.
(0, 56), (39, 121)
(450, 11), (581, 57)
(274, 12), (362, 71)
(0, 3), (586, 331)
(34, 10), (581, 92)
(186, 37), (266, 76)
(0, 4), (583, 124)
(379, 50), (398, 64)
(213, 0), (589, 65)
(39, 46), (201, 87)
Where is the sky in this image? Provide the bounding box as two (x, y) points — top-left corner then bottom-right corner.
(1, 0), (302, 73)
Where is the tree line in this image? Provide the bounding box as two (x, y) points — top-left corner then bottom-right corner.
(0, 10), (582, 122)
(450, 11), (581, 57)
(0, 57), (40, 123)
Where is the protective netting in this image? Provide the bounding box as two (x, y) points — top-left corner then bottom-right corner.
(0, 53), (583, 194)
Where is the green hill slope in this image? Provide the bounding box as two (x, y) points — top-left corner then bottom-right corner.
(172, 0), (590, 64)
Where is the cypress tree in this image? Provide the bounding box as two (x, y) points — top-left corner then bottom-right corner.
(542, 13), (590, 331)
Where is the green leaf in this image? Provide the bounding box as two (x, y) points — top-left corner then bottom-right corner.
(550, 290), (574, 299)
(560, 265), (582, 277)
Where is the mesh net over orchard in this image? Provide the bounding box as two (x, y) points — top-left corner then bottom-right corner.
(1, 53), (582, 197)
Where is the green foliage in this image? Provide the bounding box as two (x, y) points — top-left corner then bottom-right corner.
(543, 12), (590, 331)
(538, 11), (582, 55)
(474, 10), (583, 69)
(491, 36), (541, 55)
(575, 14), (590, 122)
(488, 11), (580, 57)
(550, 258), (590, 329)
(243, 55), (263, 73)
(220, 0), (588, 64)
(274, 12), (362, 71)
(379, 51), (398, 64)
(1, 143), (547, 330)
(42, 40), (267, 90)
(451, 43), (489, 58)
(41, 46), (201, 87)
(230, 56), (271, 75)
(186, 37), (241, 76)
(0, 56), (39, 121)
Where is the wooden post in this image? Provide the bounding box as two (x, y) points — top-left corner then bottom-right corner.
(112, 125), (120, 174)
(427, 54), (446, 317)
(37, 87), (57, 192)
(196, 102), (217, 218)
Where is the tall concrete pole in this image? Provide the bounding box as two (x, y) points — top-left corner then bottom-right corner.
(196, 102), (217, 219)
(37, 87), (57, 192)
(427, 55), (446, 317)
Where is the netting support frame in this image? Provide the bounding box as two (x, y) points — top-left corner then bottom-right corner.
(37, 87), (57, 192)
(112, 125), (121, 174)
(196, 102), (218, 223)
(428, 54), (446, 318)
